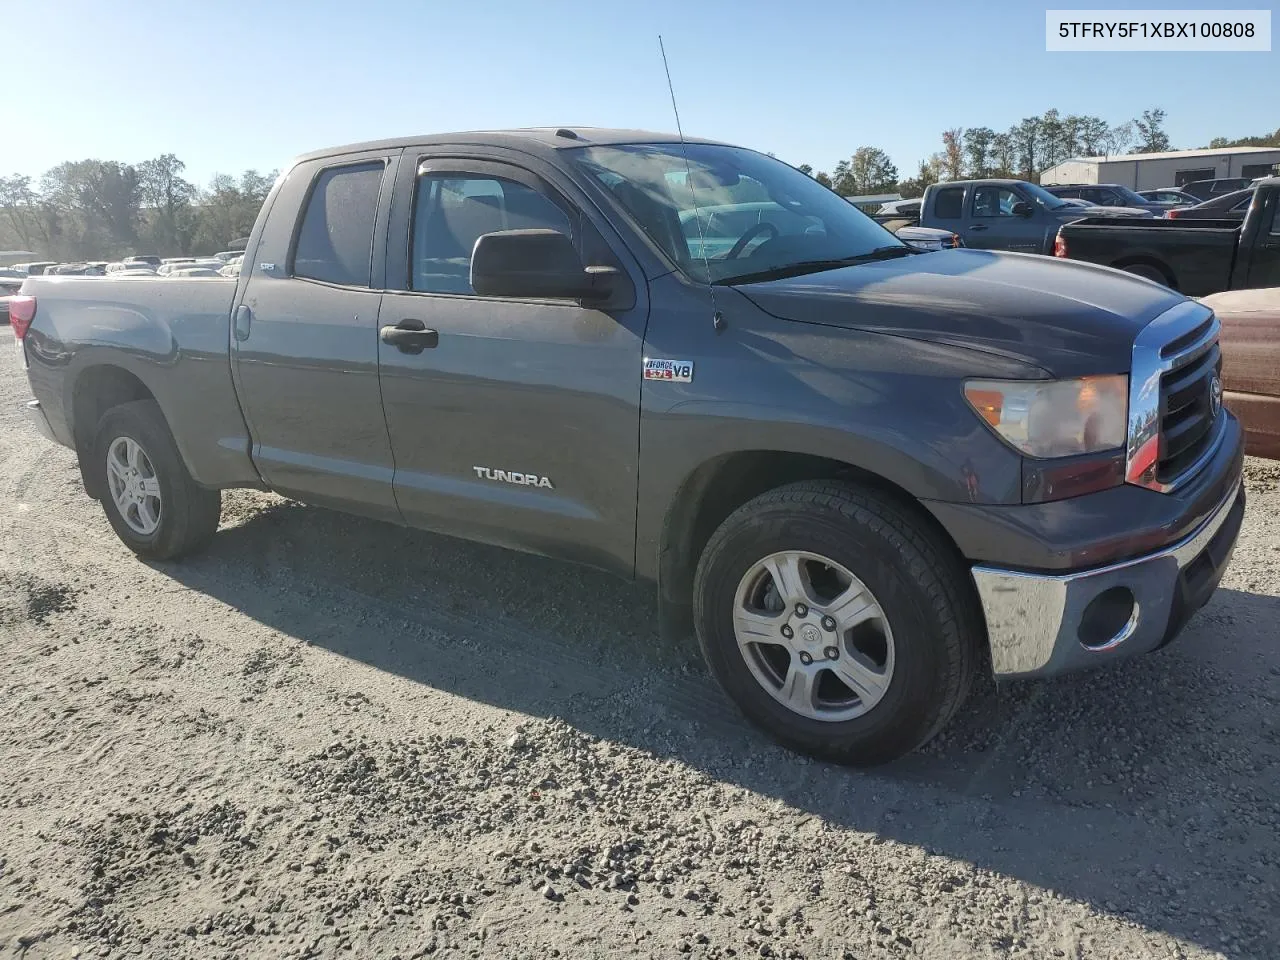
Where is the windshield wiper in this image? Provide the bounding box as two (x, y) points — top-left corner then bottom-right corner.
(715, 246), (912, 285)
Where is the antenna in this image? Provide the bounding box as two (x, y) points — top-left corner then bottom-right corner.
(658, 35), (725, 333)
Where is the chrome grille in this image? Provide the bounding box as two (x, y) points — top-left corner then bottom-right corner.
(1126, 301), (1223, 493)
(1158, 342), (1220, 482)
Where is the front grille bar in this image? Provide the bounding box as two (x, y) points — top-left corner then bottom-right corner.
(1126, 300), (1223, 493)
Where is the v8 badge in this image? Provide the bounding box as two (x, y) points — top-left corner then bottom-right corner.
(643, 358), (694, 383)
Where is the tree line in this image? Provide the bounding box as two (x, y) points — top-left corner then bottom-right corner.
(0, 155), (277, 261)
(797, 108), (1280, 199)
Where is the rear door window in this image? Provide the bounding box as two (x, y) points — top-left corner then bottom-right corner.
(292, 162), (384, 287)
(933, 187), (963, 219)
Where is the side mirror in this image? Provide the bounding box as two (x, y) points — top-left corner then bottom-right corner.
(1011, 201), (1034, 218)
(470, 229), (626, 305)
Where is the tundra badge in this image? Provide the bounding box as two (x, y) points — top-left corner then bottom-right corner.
(643, 358), (694, 383)
(473, 467), (554, 489)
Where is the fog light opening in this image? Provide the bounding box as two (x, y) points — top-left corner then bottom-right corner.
(1078, 586), (1139, 651)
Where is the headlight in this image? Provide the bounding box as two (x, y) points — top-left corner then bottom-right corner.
(964, 375), (1128, 458)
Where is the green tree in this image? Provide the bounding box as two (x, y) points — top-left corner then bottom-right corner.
(796, 163), (814, 177)
(1102, 121), (1135, 158)
(896, 157), (941, 199)
(1012, 117), (1043, 180)
(40, 160), (141, 257)
(963, 126), (995, 178)
(1075, 115), (1111, 156)
(1132, 108), (1171, 153)
(831, 146), (899, 195)
(990, 132), (1015, 177)
(137, 154), (196, 254)
(940, 129), (964, 181)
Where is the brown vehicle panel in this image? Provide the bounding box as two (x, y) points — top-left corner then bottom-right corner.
(1204, 289), (1280, 460)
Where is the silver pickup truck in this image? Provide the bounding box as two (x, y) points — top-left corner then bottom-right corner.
(12, 128), (1246, 765)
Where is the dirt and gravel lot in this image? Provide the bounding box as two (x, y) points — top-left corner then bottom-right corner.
(1, 327), (1278, 960)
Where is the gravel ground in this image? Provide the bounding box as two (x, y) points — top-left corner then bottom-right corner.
(1, 327), (1278, 960)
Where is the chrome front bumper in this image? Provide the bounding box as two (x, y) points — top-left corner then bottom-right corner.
(973, 478), (1245, 678)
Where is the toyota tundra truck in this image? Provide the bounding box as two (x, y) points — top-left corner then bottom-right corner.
(12, 128), (1246, 765)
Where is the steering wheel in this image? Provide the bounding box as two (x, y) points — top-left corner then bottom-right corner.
(725, 222), (779, 260)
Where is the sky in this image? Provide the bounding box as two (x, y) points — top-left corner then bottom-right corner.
(4, 0), (1276, 188)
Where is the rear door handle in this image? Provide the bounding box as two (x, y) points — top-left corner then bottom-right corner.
(968, 224), (988, 231)
(380, 319), (439, 354)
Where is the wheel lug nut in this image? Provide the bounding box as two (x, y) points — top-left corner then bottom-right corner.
(780, 625), (793, 639)
(821, 616), (837, 631)
(795, 603), (808, 617)
(824, 646), (839, 660)
(798, 652), (813, 665)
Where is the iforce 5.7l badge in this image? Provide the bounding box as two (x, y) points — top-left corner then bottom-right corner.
(643, 358), (694, 383)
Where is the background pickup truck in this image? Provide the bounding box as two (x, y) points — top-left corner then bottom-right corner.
(916, 178), (1152, 254)
(13, 128), (1246, 765)
(1053, 177), (1280, 295)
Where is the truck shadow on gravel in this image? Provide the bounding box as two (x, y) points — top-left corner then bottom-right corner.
(157, 496), (1280, 957)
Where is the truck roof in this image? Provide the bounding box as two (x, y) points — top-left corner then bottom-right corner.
(290, 127), (727, 167)
(926, 178), (1029, 188)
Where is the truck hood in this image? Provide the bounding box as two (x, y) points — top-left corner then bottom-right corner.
(733, 249), (1185, 377)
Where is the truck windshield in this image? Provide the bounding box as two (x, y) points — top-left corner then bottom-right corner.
(571, 143), (906, 284)
(1020, 182), (1073, 211)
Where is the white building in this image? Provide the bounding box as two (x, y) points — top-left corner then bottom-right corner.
(1040, 147), (1280, 191)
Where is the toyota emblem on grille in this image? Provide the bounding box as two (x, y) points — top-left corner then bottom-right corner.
(1210, 375), (1223, 417)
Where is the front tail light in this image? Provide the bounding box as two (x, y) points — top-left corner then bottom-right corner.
(8, 295), (35, 340)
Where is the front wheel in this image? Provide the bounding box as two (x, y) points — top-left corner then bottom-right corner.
(92, 400), (221, 560)
(693, 481), (982, 765)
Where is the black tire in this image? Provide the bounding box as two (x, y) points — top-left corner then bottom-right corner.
(693, 480), (982, 766)
(91, 400), (221, 560)
(1120, 262), (1170, 286)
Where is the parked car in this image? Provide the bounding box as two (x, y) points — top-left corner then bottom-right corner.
(125, 255), (162, 267)
(1140, 188), (1200, 207)
(1181, 178), (1253, 202)
(1053, 177), (1279, 294)
(0, 276), (22, 322)
(918, 178), (1153, 254)
(1203, 288), (1280, 460)
(157, 259), (223, 276)
(13, 128), (1245, 765)
(1044, 183), (1185, 213)
(1166, 188), (1255, 222)
(11, 261), (57, 276)
(875, 199), (921, 218)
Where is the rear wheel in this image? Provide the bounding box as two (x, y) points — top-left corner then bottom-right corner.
(1119, 262), (1170, 285)
(92, 400), (221, 559)
(693, 480), (981, 765)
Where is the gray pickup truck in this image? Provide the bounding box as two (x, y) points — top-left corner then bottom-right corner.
(13, 128), (1245, 764)
(918, 178), (1152, 254)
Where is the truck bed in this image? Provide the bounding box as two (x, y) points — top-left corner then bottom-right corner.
(1055, 217), (1242, 296)
(19, 275), (252, 488)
